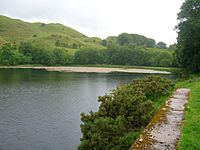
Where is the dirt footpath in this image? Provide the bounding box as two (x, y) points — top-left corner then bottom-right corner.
(130, 88), (190, 150)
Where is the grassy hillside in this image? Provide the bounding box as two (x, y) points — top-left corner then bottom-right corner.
(0, 15), (105, 51)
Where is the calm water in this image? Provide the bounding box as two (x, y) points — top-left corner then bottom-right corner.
(0, 68), (172, 150)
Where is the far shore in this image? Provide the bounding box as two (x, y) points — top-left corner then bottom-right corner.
(0, 66), (171, 74)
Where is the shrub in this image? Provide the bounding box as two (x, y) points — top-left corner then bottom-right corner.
(79, 76), (174, 150)
(130, 76), (174, 99)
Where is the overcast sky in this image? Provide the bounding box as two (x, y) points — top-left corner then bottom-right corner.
(0, 0), (185, 45)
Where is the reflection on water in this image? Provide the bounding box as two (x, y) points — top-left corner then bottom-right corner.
(0, 68), (172, 150)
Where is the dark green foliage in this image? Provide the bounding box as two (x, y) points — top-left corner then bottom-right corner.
(169, 43), (177, 50)
(41, 23), (46, 27)
(53, 48), (73, 65)
(72, 43), (79, 49)
(19, 42), (33, 56)
(19, 42), (55, 65)
(31, 48), (55, 65)
(73, 45), (173, 67)
(175, 0), (200, 72)
(156, 42), (167, 49)
(108, 46), (172, 67)
(117, 33), (156, 48)
(79, 76), (174, 150)
(146, 39), (156, 48)
(0, 41), (173, 67)
(148, 50), (173, 67)
(74, 48), (106, 64)
(105, 45), (151, 66)
(101, 40), (107, 46)
(0, 42), (73, 66)
(0, 43), (24, 65)
(130, 76), (174, 99)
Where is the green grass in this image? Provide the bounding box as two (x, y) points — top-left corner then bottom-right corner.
(176, 75), (200, 150)
(0, 15), (105, 50)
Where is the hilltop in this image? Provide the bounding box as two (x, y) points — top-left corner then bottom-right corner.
(0, 15), (172, 51)
(0, 15), (105, 52)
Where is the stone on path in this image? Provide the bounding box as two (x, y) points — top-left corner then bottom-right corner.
(130, 88), (190, 150)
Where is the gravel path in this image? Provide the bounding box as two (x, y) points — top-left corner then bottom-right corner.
(130, 88), (190, 150)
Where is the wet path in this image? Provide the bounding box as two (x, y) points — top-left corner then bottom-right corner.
(130, 88), (190, 150)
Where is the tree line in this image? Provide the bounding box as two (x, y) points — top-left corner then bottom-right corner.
(0, 42), (174, 67)
(75, 45), (173, 67)
(0, 42), (73, 66)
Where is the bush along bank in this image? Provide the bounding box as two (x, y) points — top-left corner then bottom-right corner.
(78, 76), (174, 150)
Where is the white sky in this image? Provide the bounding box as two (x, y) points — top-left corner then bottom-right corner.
(0, 0), (185, 45)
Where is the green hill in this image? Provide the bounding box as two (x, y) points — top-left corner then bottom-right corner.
(0, 15), (105, 51)
(0, 15), (175, 67)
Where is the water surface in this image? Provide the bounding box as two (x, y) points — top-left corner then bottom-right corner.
(0, 68), (171, 150)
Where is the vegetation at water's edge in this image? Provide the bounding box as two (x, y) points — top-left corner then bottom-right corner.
(0, 42), (175, 67)
(176, 76), (200, 150)
(78, 76), (174, 150)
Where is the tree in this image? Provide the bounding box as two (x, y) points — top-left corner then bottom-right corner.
(175, 0), (200, 72)
(117, 33), (156, 48)
(169, 43), (177, 50)
(30, 48), (55, 65)
(0, 43), (24, 65)
(156, 42), (167, 49)
(74, 49), (105, 64)
(146, 39), (156, 48)
(53, 49), (72, 65)
(19, 42), (33, 56)
(19, 42), (33, 63)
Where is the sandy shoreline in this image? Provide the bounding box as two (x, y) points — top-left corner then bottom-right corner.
(0, 66), (171, 74)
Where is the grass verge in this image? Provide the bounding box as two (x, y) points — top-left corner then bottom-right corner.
(176, 75), (200, 150)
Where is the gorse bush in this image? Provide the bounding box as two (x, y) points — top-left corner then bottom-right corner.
(130, 76), (174, 99)
(79, 76), (174, 150)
